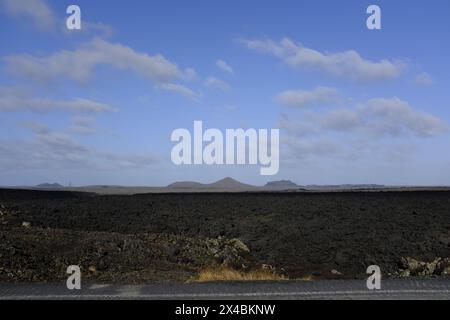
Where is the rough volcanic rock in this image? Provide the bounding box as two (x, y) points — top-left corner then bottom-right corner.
(398, 257), (450, 277)
(0, 189), (449, 282)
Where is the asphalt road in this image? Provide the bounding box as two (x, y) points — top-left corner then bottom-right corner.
(0, 279), (449, 300)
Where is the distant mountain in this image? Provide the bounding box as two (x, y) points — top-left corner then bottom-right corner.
(35, 183), (63, 188)
(167, 181), (205, 189)
(265, 180), (299, 189)
(206, 177), (254, 190)
(167, 177), (255, 191)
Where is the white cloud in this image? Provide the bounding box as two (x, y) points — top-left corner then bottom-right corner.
(276, 86), (341, 108)
(307, 97), (449, 138)
(204, 76), (231, 92)
(160, 83), (199, 99)
(319, 109), (361, 131)
(414, 72), (433, 86)
(1, 0), (114, 38)
(0, 91), (116, 114)
(62, 21), (115, 38)
(216, 59), (234, 74)
(358, 97), (449, 137)
(68, 116), (97, 135)
(22, 120), (50, 134)
(239, 37), (405, 82)
(279, 97), (449, 161)
(0, 126), (157, 171)
(1, 0), (55, 30)
(278, 113), (319, 137)
(280, 96), (448, 138)
(4, 39), (194, 85)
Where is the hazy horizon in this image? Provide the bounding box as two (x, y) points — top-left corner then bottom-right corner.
(2, 177), (449, 189)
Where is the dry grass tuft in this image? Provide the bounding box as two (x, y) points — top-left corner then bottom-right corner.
(300, 274), (314, 281)
(192, 266), (287, 282)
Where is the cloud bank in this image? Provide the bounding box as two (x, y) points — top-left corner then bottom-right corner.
(278, 96), (449, 161)
(216, 59), (234, 74)
(239, 37), (405, 82)
(4, 38), (195, 85)
(0, 88), (116, 114)
(1, 0), (54, 30)
(276, 86), (341, 108)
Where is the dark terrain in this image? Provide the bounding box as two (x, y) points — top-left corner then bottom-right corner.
(0, 188), (449, 283)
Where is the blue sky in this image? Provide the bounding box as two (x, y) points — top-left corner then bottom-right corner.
(0, 0), (449, 186)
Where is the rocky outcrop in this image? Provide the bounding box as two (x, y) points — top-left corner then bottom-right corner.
(0, 224), (254, 283)
(204, 237), (252, 269)
(398, 257), (450, 277)
(158, 235), (253, 269)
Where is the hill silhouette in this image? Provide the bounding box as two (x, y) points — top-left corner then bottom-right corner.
(167, 177), (255, 191)
(265, 180), (299, 189)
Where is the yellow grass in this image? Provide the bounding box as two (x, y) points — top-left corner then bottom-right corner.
(300, 274), (314, 281)
(192, 267), (287, 282)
